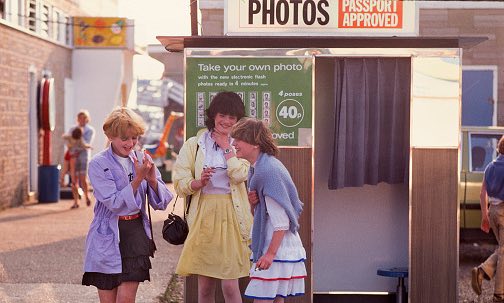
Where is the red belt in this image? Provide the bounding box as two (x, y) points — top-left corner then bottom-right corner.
(119, 213), (141, 220)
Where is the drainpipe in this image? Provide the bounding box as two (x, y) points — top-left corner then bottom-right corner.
(190, 0), (198, 36)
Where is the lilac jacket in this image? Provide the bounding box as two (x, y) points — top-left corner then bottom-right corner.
(83, 147), (173, 273)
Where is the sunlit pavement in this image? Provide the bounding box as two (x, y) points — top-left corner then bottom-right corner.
(0, 183), (182, 303)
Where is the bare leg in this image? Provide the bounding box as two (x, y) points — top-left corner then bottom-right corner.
(253, 295), (284, 303)
(60, 159), (69, 186)
(198, 275), (217, 303)
(221, 279), (242, 303)
(273, 297), (284, 303)
(80, 174), (91, 205)
(116, 281), (140, 303)
(70, 157), (79, 208)
(98, 288), (117, 303)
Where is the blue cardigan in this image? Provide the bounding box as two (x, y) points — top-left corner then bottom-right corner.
(248, 152), (303, 262)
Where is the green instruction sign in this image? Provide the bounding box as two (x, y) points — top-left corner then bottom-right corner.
(186, 57), (312, 147)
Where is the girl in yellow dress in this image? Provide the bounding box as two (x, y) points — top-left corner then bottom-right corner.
(173, 91), (252, 302)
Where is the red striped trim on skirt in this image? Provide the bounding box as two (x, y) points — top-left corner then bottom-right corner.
(250, 275), (307, 281)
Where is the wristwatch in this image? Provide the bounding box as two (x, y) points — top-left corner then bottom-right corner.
(223, 148), (232, 154)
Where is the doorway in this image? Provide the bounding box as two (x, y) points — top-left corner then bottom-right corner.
(313, 57), (410, 295)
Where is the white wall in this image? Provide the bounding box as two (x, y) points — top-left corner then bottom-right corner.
(72, 49), (127, 155)
(77, 0), (119, 16)
(313, 58), (409, 292)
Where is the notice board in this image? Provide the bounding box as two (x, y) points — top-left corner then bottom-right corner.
(186, 57), (313, 147)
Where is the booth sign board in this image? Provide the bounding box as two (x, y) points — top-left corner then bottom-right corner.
(186, 57), (312, 147)
(225, 0), (418, 36)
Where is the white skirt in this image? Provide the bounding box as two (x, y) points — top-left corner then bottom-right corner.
(244, 259), (306, 300)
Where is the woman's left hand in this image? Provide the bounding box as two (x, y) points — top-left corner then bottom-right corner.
(134, 156), (153, 180)
(146, 167), (157, 183)
(256, 253), (274, 271)
(248, 190), (259, 206)
(211, 130), (230, 150)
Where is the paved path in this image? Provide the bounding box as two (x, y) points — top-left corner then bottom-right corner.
(0, 184), (182, 303)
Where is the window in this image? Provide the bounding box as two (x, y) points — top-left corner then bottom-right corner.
(51, 10), (70, 45)
(462, 67), (498, 126)
(52, 9), (60, 40)
(469, 133), (502, 172)
(27, 0), (37, 32)
(0, 0), (24, 26)
(3, 0), (70, 44)
(13, 0), (23, 27)
(0, 0), (6, 19)
(39, 3), (49, 37)
(64, 15), (71, 45)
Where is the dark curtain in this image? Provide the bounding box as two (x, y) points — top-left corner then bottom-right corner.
(328, 58), (411, 190)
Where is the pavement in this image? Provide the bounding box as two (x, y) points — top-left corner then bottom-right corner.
(459, 241), (499, 303)
(0, 184), (182, 303)
(0, 182), (500, 303)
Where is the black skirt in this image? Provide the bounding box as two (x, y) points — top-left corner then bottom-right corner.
(82, 216), (152, 290)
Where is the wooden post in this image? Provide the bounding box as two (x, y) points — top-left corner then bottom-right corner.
(190, 0), (198, 36)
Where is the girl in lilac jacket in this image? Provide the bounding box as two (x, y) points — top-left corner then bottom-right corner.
(82, 107), (173, 303)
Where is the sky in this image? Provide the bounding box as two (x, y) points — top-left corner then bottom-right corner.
(118, 0), (192, 80)
(118, 0), (191, 46)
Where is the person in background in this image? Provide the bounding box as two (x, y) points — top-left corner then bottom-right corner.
(62, 127), (91, 209)
(172, 125), (185, 155)
(472, 136), (504, 302)
(231, 117), (306, 303)
(82, 107), (173, 303)
(61, 110), (95, 206)
(173, 91), (252, 303)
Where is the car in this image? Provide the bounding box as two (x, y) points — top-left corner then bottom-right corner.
(459, 126), (504, 241)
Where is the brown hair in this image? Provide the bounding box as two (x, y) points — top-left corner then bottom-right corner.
(498, 136), (504, 155)
(231, 117), (278, 156)
(71, 127), (83, 140)
(205, 91), (246, 130)
(102, 107), (146, 138)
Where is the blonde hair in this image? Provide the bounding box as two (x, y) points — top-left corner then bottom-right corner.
(77, 109), (90, 122)
(102, 107), (146, 138)
(231, 117), (278, 156)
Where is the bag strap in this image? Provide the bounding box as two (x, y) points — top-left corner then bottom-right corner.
(171, 195), (180, 213)
(146, 187), (155, 241)
(135, 150), (155, 241)
(184, 143), (199, 216)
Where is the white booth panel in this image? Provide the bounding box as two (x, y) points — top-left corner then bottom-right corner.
(410, 98), (460, 148)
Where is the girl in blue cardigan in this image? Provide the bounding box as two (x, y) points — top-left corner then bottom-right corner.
(231, 117), (306, 302)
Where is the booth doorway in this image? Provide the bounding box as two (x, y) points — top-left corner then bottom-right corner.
(313, 56), (411, 299)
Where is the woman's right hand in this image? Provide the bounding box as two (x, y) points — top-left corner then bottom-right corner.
(191, 166), (215, 190)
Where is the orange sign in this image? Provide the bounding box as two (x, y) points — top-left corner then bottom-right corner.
(338, 0), (403, 29)
(73, 17), (127, 47)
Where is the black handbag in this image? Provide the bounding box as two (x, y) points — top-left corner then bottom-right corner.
(162, 195), (190, 245)
(162, 143), (198, 245)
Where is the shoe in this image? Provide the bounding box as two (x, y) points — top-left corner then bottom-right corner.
(70, 204), (79, 209)
(471, 267), (483, 296)
(494, 294), (504, 302)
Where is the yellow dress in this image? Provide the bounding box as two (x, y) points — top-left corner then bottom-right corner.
(175, 194), (251, 279)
